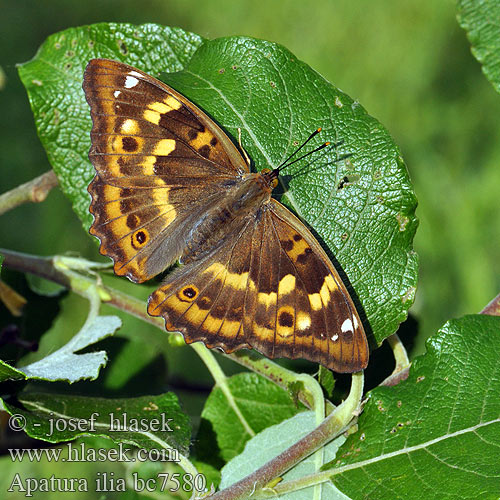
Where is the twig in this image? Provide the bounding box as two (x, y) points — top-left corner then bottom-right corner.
(480, 292), (500, 316)
(0, 170), (58, 216)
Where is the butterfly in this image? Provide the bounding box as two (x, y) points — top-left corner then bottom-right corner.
(83, 58), (369, 373)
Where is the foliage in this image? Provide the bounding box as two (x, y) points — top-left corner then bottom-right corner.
(0, 10), (499, 500)
(458, 0), (500, 95)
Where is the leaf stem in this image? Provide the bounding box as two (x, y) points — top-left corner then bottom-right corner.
(387, 333), (410, 371)
(192, 343), (255, 438)
(380, 333), (411, 387)
(206, 371), (364, 500)
(0, 170), (58, 216)
(228, 351), (322, 410)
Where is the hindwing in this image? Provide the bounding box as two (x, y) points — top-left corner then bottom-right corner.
(148, 200), (368, 373)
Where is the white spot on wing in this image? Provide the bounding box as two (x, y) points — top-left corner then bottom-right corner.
(129, 71), (143, 78)
(331, 334), (339, 342)
(353, 315), (359, 329)
(341, 318), (354, 333)
(124, 76), (139, 88)
(114, 90), (121, 98)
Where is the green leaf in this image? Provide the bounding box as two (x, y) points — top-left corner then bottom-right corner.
(2, 392), (191, 455)
(318, 365), (335, 397)
(17, 22), (204, 228)
(201, 372), (304, 461)
(25, 273), (66, 297)
(0, 359), (26, 382)
(20, 314), (120, 382)
(326, 314), (500, 500)
(20, 25), (417, 343)
(458, 0), (500, 94)
(221, 410), (349, 499)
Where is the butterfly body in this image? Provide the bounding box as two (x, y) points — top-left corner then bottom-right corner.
(84, 58), (369, 373)
(181, 172), (272, 265)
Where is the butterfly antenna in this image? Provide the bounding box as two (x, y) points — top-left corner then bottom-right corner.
(276, 128), (326, 173)
(277, 140), (331, 174)
(290, 139), (345, 179)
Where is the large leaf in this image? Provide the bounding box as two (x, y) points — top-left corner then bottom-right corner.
(163, 37), (418, 343)
(326, 314), (500, 500)
(458, 0), (500, 94)
(19, 24), (417, 344)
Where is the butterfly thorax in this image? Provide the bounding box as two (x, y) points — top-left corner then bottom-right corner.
(181, 172), (274, 264)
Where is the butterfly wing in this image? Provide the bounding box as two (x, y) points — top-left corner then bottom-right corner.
(83, 59), (248, 282)
(265, 200), (368, 372)
(148, 199), (368, 373)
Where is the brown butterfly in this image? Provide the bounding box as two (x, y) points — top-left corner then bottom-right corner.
(83, 58), (368, 373)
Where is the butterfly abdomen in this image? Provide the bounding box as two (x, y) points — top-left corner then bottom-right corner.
(181, 174), (271, 264)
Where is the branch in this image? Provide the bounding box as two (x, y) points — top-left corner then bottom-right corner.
(480, 292), (500, 316)
(0, 170), (58, 216)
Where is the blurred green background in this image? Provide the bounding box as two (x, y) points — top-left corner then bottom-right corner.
(2, 0), (499, 361)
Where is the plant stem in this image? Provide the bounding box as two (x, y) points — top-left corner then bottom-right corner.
(387, 333), (410, 371)
(228, 351), (322, 410)
(481, 292), (500, 316)
(206, 372), (364, 500)
(193, 343), (255, 438)
(0, 170), (58, 216)
(380, 333), (411, 387)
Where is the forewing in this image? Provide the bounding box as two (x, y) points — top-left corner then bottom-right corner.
(83, 59), (248, 282)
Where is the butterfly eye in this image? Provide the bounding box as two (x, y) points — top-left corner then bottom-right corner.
(260, 168), (279, 189)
